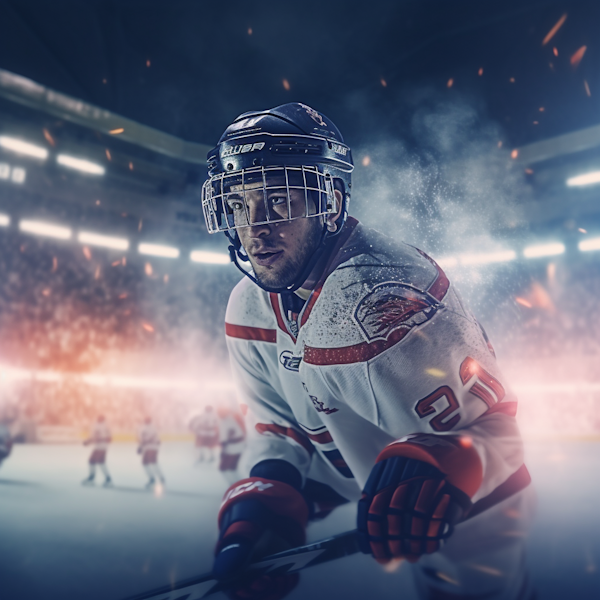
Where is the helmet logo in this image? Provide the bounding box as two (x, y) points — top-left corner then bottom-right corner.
(221, 142), (265, 158)
(299, 103), (326, 127)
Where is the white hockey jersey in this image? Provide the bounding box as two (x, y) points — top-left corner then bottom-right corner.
(138, 423), (160, 452)
(225, 218), (524, 503)
(219, 413), (246, 456)
(86, 422), (111, 451)
(191, 412), (219, 438)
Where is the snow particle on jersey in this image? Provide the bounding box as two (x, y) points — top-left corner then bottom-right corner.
(353, 282), (436, 344)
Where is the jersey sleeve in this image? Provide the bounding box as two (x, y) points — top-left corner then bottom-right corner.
(225, 279), (313, 482)
(302, 269), (524, 503)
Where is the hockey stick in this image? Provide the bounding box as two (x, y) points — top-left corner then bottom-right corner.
(120, 529), (360, 600)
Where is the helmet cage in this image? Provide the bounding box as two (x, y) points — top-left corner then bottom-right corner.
(202, 165), (337, 234)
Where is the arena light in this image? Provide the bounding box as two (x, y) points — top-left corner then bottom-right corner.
(190, 250), (230, 265)
(0, 136), (48, 160)
(460, 250), (516, 266)
(138, 243), (180, 259)
(566, 171), (600, 187)
(78, 231), (129, 251)
(57, 154), (105, 175)
(0, 214), (9, 226)
(523, 242), (565, 259)
(19, 219), (72, 240)
(579, 237), (600, 252)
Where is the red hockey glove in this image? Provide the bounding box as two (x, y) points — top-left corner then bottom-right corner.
(357, 435), (482, 563)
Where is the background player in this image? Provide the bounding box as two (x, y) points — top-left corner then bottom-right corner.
(202, 103), (532, 597)
(189, 405), (219, 464)
(82, 415), (112, 486)
(216, 405), (246, 484)
(137, 416), (165, 489)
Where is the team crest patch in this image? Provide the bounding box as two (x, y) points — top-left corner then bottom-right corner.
(299, 103), (326, 127)
(353, 282), (437, 343)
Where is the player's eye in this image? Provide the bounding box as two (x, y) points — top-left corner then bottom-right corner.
(270, 195), (288, 207)
(227, 197), (244, 211)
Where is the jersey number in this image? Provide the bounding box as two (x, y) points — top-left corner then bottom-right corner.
(415, 357), (505, 432)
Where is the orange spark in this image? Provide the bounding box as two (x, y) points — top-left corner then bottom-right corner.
(459, 436), (473, 448)
(146, 59), (151, 67)
(42, 288), (51, 297)
(105, 149), (112, 161)
(570, 46), (586, 68)
(145, 262), (153, 276)
(516, 297), (532, 308)
(82, 246), (92, 260)
(102, 78), (107, 84)
(118, 293), (128, 299)
(547, 262), (556, 283)
(94, 266), (101, 280)
(282, 79), (290, 91)
(539, 107), (545, 112)
(95, 199), (101, 205)
(43, 128), (56, 147)
(552, 47), (558, 57)
(138, 219), (143, 232)
(111, 259), (121, 267)
(497, 141), (503, 148)
(109, 128), (124, 135)
(122, 256), (126, 266)
(247, 27), (253, 35)
(533, 121), (539, 125)
(549, 62), (554, 70)
(163, 274), (169, 284)
(129, 161), (134, 170)
(579, 228), (587, 233)
(447, 78), (454, 88)
(509, 77), (515, 83)
(542, 13), (567, 46)
(478, 68), (483, 76)
(511, 149), (518, 159)
(504, 508), (521, 519)
(380, 78), (387, 87)
(52, 256), (57, 272)
(525, 168), (533, 174)
(362, 156), (371, 167)
(142, 322), (154, 333)
(584, 80), (591, 97)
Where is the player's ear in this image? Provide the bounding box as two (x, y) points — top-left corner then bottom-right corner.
(325, 185), (344, 233)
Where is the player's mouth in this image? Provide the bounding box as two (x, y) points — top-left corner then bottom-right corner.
(252, 250), (283, 267)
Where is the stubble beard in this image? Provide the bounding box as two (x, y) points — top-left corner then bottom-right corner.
(253, 221), (323, 290)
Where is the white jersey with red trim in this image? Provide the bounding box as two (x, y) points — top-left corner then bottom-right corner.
(138, 423), (160, 452)
(86, 422), (112, 452)
(219, 414), (246, 456)
(225, 218), (523, 503)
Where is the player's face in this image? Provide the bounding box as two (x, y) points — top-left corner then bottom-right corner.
(227, 179), (323, 289)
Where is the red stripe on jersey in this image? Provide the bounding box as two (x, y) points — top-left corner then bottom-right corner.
(304, 326), (411, 365)
(300, 287), (322, 328)
(415, 248), (450, 302)
(255, 423), (314, 455)
(225, 323), (277, 343)
(485, 401), (518, 417)
(269, 293), (296, 342)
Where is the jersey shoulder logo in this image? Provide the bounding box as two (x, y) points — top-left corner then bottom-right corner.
(353, 282), (437, 343)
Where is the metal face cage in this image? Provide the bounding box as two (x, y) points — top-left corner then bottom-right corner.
(201, 165), (337, 234)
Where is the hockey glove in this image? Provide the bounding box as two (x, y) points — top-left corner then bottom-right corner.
(214, 461), (308, 585)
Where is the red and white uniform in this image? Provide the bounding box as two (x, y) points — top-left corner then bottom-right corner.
(218, 411), (246, 475)
(138, 422), (160, 465)
(86, 421), (111, 464)
(191, 412), (220, 448)
(225, 218), (526, 505)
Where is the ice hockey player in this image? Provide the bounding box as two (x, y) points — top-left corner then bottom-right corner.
(0, 419), (13, 468)
(202, 103), (532, 597)
(189, 405), (219, 463)
(82, 415), (112, 486)
(138, 416), (165, 489)
(216, 405), (246, 484)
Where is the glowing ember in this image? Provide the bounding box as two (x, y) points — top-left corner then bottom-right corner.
(539, 107), (545, 112)
(570, 46), (587, 67)
(533, 121), (539, 125)
(105, 149), (111, 161)
(436, 572), (459, 586)
(579, 228), (588, 233)
(380, 78), (387, 87)
(497, 141), (503, 148)
(542, 13), (567, 46)
(163, 274), (169, 284)
(447, 78), (454, 88)
(382, 558), (403, 573)
(247, 27), (252, 35)
(468, 564), (503, 577)
(142, 323), (155, 333)
(43, 128), (55, 147)
(282, 79), (290, 91)
(584, 80), (591, 97)
(516, 297), (532, 308)
(509, 77), (515, 83)
(94, 266), (101, 280)
(109, 128), (124, 135)
(362, 156), (371, 167)
(118, 293), (128, 299)
(425, 368), (446, 378)
(553, 47), (558, 57)
(122, 256), (126, 266)
(52, 257), (57, 272)
(146, 59), (151, 67)
(138, 219), (143, 232)
(95, 199), (101, 205)
(42, 288), (51, 297)
(459, 436), (473, 448)
(511, 149), (518, 159)
(478, 68), (483, 76)
(102, 78), (107, 84)
(82, 246), (92, 260)
(129, 161), (134, 170)
(525, 168), (534, 174)
(111, 259), (120, 267)
(145, 263), (153, 277)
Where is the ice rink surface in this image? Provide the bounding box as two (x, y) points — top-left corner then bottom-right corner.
(0, 440), (599, 600)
